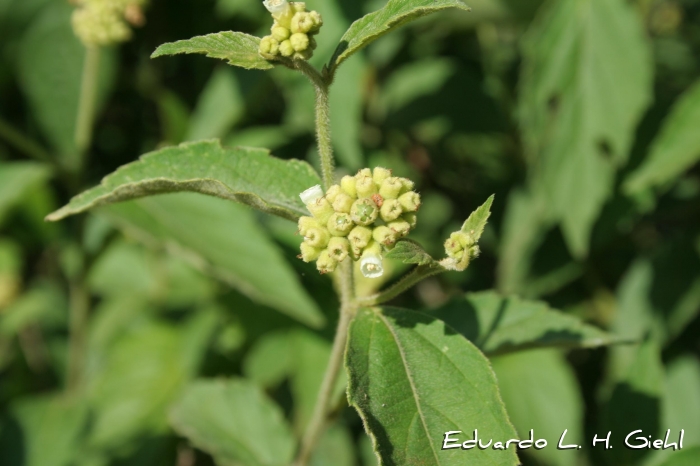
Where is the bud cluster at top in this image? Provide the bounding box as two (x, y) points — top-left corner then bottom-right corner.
(72, 0), (148, 46)
(442, 231), (480, 272)
(297, 168), (421, 278)
(259, 1), (323, 61)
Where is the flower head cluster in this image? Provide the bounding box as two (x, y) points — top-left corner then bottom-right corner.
(442, 231), (480, 272)
(298, 168), (421, 277)
(72, 0), (148, 46)
(259, 1), (323, 61)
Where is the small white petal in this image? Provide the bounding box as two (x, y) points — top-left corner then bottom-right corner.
(300, 185), (324, 206)
(263, 0), (290, 15)
(360, 254), (384, 278)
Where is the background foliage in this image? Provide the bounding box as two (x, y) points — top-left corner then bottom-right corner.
(1, 0), (699, 465)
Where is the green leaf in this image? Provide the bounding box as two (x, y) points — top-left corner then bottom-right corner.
(98, 193), (324, 327)
(329, 0), (470, 72)
(46, 140), (321, 222)
(460, 194), (494, 241)
(492, 350), (584, 466)
(0, 161), (51, 225)
(664, 357), (700, 447)
(385, 239), (439, 266)
(346, 307), (519, 466)
(18, 2), (115, 167)
(657, 447), (700, 466)
(625, 79), (700, 194)
(310, 423), (356, 466)
(151, 32), (274, 70)
(432, 291), (619, 355)
(187, 67), (245, 141)
(169, 378), (295, 466)
(519, 0), (653, 257)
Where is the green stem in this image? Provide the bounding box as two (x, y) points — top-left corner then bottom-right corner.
(358, 263), (446, 306)
(67, 276), (89, 392)
(74, 45), (101, 169)
(294, 258), (355, 466)
(0, 117), (52, 163)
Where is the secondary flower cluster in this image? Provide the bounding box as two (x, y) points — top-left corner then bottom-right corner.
(259, 0), (323, 60)
(72, 0), (147, 46)
(443, 231), (480, 272)
(298, 168), (421, 278)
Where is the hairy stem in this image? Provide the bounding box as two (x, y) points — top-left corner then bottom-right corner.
(358, 263), (446, 306)
(295, 260), (355, 466)
(74, 45), (101, 169)
(0, 117), (52, 163)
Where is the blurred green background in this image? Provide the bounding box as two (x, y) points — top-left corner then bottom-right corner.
(1, 0), (699, 465)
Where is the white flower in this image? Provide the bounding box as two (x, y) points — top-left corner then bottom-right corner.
(300, 185), (324, 206)
(263, 0), (290, 17)
(360, 253), (384, 278)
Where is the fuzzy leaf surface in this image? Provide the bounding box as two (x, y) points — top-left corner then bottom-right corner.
(461, 194), (494, 240)
(47, 140), (320, 222)
(152, 32), (274, 70)
(346, 307), (519, 466)
(432, 291), (619, 355)
(385, 239), (439, 266)
(329, 0), (470, 72)
(170, 378), (295, 466)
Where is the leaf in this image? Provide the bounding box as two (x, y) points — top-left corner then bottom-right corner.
(492, 349), (584, 466)
(346, 307), (519, 466)
(0, 161), (51, 225)
(151, 31), (274, 70)
(432, 291), (619, 355)
(18, 2), (115, 167)
(385, 239), (439, 266)
(310, 423), (356, 466)
(187, 67), (245, 141)
(47, 140), (321, 222)
(98, 193), (324, 327)
(518, 0), (653, 257)
(460, 193), (494, 240)
(329, 0), (470, 72)
(657, 447), (700, 466)
(169, 378), (295, 466)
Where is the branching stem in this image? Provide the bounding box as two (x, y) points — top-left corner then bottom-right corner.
(358, 264), (446, 306)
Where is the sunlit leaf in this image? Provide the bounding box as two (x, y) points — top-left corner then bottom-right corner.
(385, 239), (439, 266)
(346, 307), (519, 466)
(47, 140), (321, 222)
(460, 194), (494, 240)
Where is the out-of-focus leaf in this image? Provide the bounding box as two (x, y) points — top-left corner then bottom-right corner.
(310, 423), (356, 466)
(18, 2), (115, 167)
(602, 340), (663, 464)
(151, 32), (274, 70)
(0, 239), (20, 309)
(99, 193), (324, 327)
(626, 80), (700, 194)
(346, 307), (519, 466)
(187, 67), (244, 141)
(47, 140), (321, 222)
(329, 0), (470, 72)
(330, 54), (364, 169)
(492, 349), (583, 466)
(88, 241), (158, 298)
(170, 378), (295, 466)
(519, 0), (653, 257)
(381, 58), (455, 113)
(385, 239), (439, 266)
(6, 395), (87, 466)
(215, 0), (262, 20)
(664, 357), (700, 447)
(88, 296), (153, 351)
(0, 284), (66, 336)
(657, 447), (700, 466)
(224, 126), (291, 150)
(87, 311), (218, 450)
(0, 162), (50, 225)
(432, 291), (619, 355)
(359, 434), (379, 466)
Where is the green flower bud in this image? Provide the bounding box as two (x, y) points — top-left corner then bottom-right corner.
(279, 39), (294, 57)
(307, 10), (323, 32)
(356, 175), (377, 199)
(298, 242), (321, 262)
(379, 198), (402, 222)
(271, 25), (290, 41)
(298, 216), (321, 236)
(441, 232), (478, 272)
(290, 32), (309, 52)
(327, 237), (350, 262)
(340, 175), (357, 198)
(316, 250), (338, 274)
(372, 167), (392, 186)
(388, 219), (411, 238)
(379, 177), (403, 199)
(264, 0), (292, 20)
(327, 213), (354, 237)
(307, 197), (334, 223)
(291, 12), (314, 33)
(291, 2), (306, 13)
(402, 212), (417, 228)
(350, 198), (379, 226)
(356, 168), (372, 178)
(372, 225), (396, 247)
(259, 35), (280, 55)
(324, 184), (342, 204)
(304, 226), (330, 248)
(360, 241), (384, 278)
(348, 226), (372, 257)
(398, 191), (421, 212)
(332, 193), (354, 214)
(399, 177), (415, 194)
